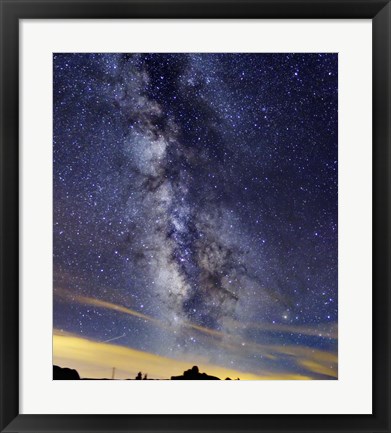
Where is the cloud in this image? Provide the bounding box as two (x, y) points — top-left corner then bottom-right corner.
(53, 331), (311, 380)
(54, 288), (337, 379)
(55, 287), (225, 338)
(224, 317), (338, 339)
(216, 336), (338, 379)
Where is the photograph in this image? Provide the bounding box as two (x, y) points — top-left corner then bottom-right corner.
(2, 0), (390, 430)
(53, 52), (338, 381)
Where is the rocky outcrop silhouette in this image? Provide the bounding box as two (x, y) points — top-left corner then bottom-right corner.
(53, 365), (80, 380)
(171, 365), (220, 380)
(52, 364), (237, 380)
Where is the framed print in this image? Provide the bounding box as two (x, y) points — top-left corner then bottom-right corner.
(0, 0), (390, 432)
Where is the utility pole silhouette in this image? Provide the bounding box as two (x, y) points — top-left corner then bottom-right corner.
(111, 367), (116, 379)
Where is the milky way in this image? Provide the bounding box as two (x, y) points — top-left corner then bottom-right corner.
(53, 53), (338, 379)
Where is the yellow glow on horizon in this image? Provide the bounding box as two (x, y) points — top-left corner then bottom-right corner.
(54, 288), (338, 379)
(53, 331), (313, 380)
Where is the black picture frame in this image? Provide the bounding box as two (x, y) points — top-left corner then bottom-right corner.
(1, 1), (390, 432)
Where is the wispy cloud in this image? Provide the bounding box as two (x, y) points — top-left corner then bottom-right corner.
(54, 288), (337, 379)
(53, 330), (310, 380)
(55, 287), (226, 338)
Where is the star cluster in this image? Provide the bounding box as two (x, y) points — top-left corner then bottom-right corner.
(53, 53), (338, 379)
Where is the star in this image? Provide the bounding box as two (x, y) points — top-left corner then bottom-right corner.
(53, 53), (338, 380)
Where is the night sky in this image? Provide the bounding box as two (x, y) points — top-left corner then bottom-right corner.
(53, 53), (338, 380)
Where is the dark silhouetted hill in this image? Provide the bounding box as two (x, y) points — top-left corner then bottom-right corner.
(53, 365), (80, 380)
(171, 365), (220, 380)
